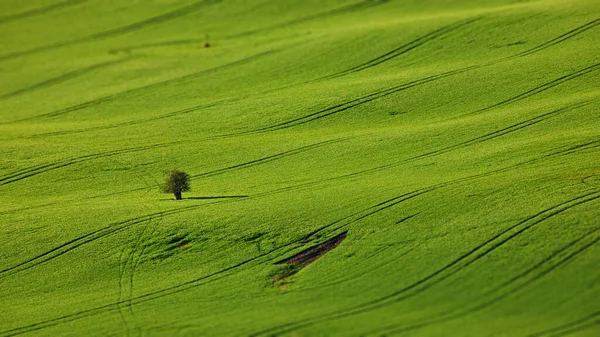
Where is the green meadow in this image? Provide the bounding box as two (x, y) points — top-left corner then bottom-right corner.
(1, 0), (599, 335)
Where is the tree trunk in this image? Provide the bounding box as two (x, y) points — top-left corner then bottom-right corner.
(174, 191), (182, 200)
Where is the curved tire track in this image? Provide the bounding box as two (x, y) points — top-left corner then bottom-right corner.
(247, 191), (600, 336)
(513, 18), (600, 58)
(0, 0), (86, 25)
(319, 17), (482, 81)
(373, 226), (600, 335)
(192, 137), (347, 179)
(1, 148), (597, 336)
(226, 0), (388, 39)
(468, 63), (600, 115)
(0, 142), (179, 186)
(3, 49), (276, 125)
(251, 66), (478, 133)
(0, 0), (222, 62)
(528, 311), (600, 337)
(0, 58), (128, 101)
(0, 205), (196, 278)
(404, 100), (595, 163)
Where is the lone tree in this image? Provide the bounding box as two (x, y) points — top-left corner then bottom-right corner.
(162, 170), (190, 200)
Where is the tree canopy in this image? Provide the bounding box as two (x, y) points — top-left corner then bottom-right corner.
(162, 170), (190, 200)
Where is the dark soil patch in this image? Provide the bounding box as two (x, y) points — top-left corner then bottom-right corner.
(271, 231), (347, 284)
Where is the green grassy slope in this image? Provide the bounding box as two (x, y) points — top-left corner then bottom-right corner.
(1, 0), (599, 336)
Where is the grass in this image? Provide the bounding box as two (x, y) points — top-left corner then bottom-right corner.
(0, 0), (599, 336)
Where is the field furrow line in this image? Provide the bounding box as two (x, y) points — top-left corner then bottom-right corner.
(253, 66), (477, 133)
(0, 142), (180, 186)
(118, 225), (152, 337)
(371, 227), (600, 335)
(117, 248), (134, 336)
(299, 190), (434, 244)
(0, 241), (290, 337)
(0, 188), (433, 335)
(2, 154), (595, 335)
(247, 191), (600, 336)
(403, 100), (594, 163)
(0, 218), (150, 277)
(0, 204), (194, 278)
(248, 136), (599, 214)
(0, 0), (222, 62)
(0, 58), (128, 100)
(320, 17), (482, 81)
(528, 311), (600, 337)
(36, 65), (475, 142)
(227, 0), (387, 39)
(514, 18), (600, 58)
(0, 0), (86, 25)
(193, 138), (347, 179)
(19, 14), (584, 138)
(88, 0), (221, 41)
(3, 50), (275, 125)
(468, 63), (600, 115)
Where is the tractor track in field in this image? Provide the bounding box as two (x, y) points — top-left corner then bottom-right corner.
(0, 0), (86, 25)
(513, 18), (600, 58)
(251, 66), (478, 133)
(0, 137), (343, 279)
(0, 203), (199, 278)
(11, 14), (588, 138)
(13, 60), (573, 187)
(269, 100), (596, 188)
(4, 8), (591, 134)
(0, 190), (429, 336)
(0, 216), (151, 278)
(0, 0), (222, 62)
(255, 135), (599, 257)
(248, 191), (600, 336)
(0, 240), (301, 337)
(0, 137), (344, 221)
(0, 58), (128, 101)
(192, 138), (347, 179)
(5, 17), (481, 135)
(370, 226), (600, 335)
(528, 311), (600, 337)
(468, 63), (600, 115)
(2, 7), (598, 336)
(21, 102), (222, 139)
(3, 95), (592, 202)
(0, 142), (266, 280)
(115, 155), (162, 337)
(0, 142), (180, 186)
(2, 49), (275, 125)
(1, 147), (597, 336)
(226, 0), (388, 39)
(117, 247), (140, 336)
(303, 243), (416, 292)
(0, 136), (342, 192)
(17, 62), (472, 139)
(246, 137), (600, 209)
(0, 201), (216, 279)
(2, 161), (594, 334)
(115, 166), (161, 337)
(108, 39), (203, 55)
(318, 17), (482, 81)
(401, 100), (595, 163)
(239, 20), (598, 134)
(117, 220), (159, 337)
(299, 190), (436, 244)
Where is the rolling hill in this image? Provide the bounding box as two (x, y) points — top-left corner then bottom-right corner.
(0, 0), (599, 336)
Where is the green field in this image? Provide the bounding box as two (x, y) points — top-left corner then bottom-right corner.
(1, 0), (599, 336)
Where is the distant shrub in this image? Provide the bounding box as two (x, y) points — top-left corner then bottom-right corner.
(162, 170), (190, 200)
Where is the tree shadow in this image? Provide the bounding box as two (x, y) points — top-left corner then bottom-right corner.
(185, 195), (249, 200)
